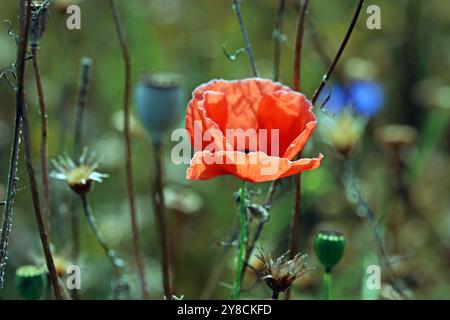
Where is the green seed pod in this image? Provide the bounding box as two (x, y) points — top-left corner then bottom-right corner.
(15, 265), (47, 300)
(314, 231), (345, 272)
(135, 73), (185, 146)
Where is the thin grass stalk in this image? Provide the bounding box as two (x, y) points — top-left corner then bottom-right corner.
(6, 0), (63, 299)
(21, 102), (63, 300)
(311, 0), (365, 105)
(31, 43), (52, 235)
(307, 18), (346, 85)
(343, 159), (410, 299)
(285, 0), (309, 300)
(272, 0), (286, 81)
(79, 194), (124, 298)
(152, 144), (173, 299)
(108, 0), (148, 300)
(231, 0), (259, 77)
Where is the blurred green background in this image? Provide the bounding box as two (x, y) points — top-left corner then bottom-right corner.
(0, 0), (449, 299)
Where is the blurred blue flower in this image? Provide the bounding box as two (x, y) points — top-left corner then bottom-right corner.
(135, 73), (185, 145)
(321, 80), (384, 117)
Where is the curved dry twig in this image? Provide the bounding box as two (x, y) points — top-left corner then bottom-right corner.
(109, 0), (148, 300)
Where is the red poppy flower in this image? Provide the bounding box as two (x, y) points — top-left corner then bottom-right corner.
(186, 78), (323, 182)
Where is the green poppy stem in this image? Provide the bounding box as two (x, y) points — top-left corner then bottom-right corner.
(233, 180), (247, 300)
(323, 270), (332, 300)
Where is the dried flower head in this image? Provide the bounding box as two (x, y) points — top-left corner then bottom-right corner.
(52, 256), (70, 278)
(54, 0), (73, 14)
(51, 149), (108, 195)
(318, 109), (367, 156)
(374, 124), (418, 150)
(29, 0), (50, 45)
(256, 248), (311, 294)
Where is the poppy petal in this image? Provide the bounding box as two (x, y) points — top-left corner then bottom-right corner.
(186, 151), (323, 183)
(257, 90), (315, 157)
(188, 79), (293, 133)
(185, 78), (322, 182)
(186, 92), (231, 152)
(282, 120), (317, 160)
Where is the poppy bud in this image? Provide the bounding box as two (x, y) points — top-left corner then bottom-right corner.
(29, 1), (50, 45)
(135, 73), (184, 146)
(314, 231), (345, 272)
(15, 265), (47, 300)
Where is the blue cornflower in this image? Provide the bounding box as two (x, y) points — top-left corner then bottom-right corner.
(321, 80), (384, 117)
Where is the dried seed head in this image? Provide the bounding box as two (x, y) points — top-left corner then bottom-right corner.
(50, 149), (108, 195)
(29, 1), (50, 45)
(52, 256), (70, 278)
(374, 124), (418, 150)
(257, 248), (311, 294)
(54, 0), (72, 14)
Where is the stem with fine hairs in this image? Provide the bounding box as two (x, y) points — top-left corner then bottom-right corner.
(152, 144), (173, 299)
(231, 0), (259, 77)
(109, 0), (148, 300)
(286, 0), (309, 301)
(22, 102), (63, 300)
(0, 0), (31, 290)
(31, 43), (52, 236)
(311, 0), (365, 105)
(230, 0), (259, 287)
(272, 0), (286, 81)
(233, 180), (247, 300)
